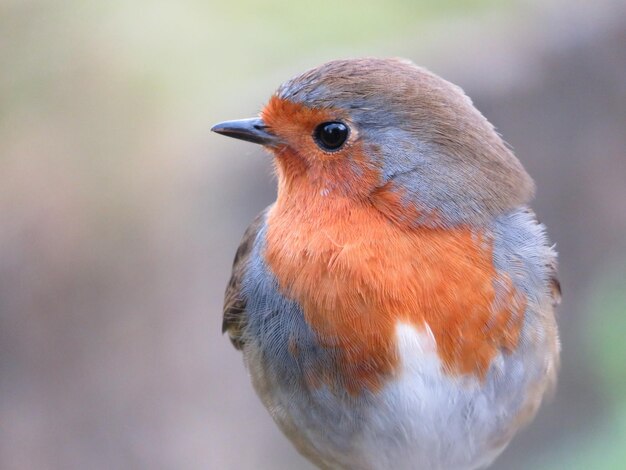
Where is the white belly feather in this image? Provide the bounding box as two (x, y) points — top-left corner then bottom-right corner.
(246, 321), (539, 470)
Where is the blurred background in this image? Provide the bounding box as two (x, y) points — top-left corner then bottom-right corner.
(1, 0), (626, 468)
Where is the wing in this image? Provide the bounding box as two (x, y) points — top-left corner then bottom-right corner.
(548, 258), (562, 308)
(534, 210), (561, 309)
(222, 211), (266, 350)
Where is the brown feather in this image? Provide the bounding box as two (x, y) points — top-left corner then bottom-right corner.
(222, 210), (266, 349)
(549, 263), (562, 307)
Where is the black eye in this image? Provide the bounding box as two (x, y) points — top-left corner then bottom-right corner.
(313, 122), (349, 151)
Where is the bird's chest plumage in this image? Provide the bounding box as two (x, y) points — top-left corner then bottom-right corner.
(262, 190), (525, 392)
(240, 200), (556, 469)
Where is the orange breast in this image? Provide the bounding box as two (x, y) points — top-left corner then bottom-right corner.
(264, 181), (525, 394)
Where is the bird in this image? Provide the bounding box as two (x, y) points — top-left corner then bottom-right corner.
(212, 58), (560, 470)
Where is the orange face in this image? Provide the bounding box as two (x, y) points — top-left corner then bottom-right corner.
(261, 96), (382, 199)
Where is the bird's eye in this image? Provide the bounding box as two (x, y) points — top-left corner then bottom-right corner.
(313, 122), (349, 151)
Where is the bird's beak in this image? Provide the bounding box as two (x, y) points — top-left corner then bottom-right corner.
(211, 118), (280, 146)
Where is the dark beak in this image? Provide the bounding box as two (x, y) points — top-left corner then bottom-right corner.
(211, 118), (279, 146)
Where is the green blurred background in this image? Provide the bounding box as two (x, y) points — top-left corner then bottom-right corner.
(2, 0), (625, 468)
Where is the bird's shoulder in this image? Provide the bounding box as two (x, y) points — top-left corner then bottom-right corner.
(222, 209), (267, 350)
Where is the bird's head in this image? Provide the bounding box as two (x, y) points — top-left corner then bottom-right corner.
(212, 58), (534, 227)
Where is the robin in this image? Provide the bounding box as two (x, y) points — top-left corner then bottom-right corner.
(212, 58), (560, 470)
